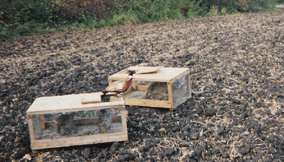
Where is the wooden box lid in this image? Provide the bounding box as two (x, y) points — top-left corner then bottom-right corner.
(27, 92), (124, 114)
(109, 66), (189, 82)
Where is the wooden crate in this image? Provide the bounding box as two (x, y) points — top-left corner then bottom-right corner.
(108, 66), (191, 110)
(27, 92), (128, 150)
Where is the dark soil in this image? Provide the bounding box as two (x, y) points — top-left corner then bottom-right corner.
(1, 9), (284, 161)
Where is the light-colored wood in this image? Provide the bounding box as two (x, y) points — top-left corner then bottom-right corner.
(134, 66), (163, 74)
(38, 114), (45, 130)
(110, 96), (125, 102)
(27, 92), (128, 150)
(81, 93), (102, 104)
(167, 82), (174, 110)
(28, 115), (36, 140)
(125, 98), (171, 108)
(187, 74), (192, 92)
(30, 108), (128, 150)
(120, 111), (127, 133)
(81, 100), (101, 104)
(31, 131), (128, 150)
(136, 85), (149, 91)
(109, 67), (189, 82)
(108, 67), (191, 109)
(132, 79), (137, 89)
(27, 92), (124, 114)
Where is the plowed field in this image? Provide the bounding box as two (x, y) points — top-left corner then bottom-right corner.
(1, 9), (284, 161)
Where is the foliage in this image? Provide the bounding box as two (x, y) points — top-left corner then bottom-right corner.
(0, 0), (279, 40)
(248, 0), (278, 12)
(0, 0), (58, 39)
(235, 0), (278, 12)
(208, 5), (219, 16)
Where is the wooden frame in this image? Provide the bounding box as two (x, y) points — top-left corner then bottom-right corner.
(109, 66), (191, 110)
(27, 92), (128, 150)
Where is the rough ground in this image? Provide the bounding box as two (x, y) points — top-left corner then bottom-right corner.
(1, 8), (284, 162)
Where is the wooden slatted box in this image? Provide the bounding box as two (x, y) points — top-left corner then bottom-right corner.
(108, 66), (191, 110)
(27, 92), (128, 150)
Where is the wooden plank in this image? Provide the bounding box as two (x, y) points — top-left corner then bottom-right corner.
(167, 82), (174, 110)
(39, 114), (45, 130)
(125, 98), (171, 108)
(132, 79), (137, 89)
(110, 96), (123, 102)
(120, 111), (127, 133)
(134, 66), (163, 74)
(187, 74), (192, 93)
(81, 93), (102, 104)
(136, 85), (149, 91)
(31, 132), (128, 150)
(27, 95), (124, 114)
(27, 115), (36, 140)
(109, 67), (189, 82)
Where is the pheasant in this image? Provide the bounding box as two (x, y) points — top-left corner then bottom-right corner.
(103, 66), (163, 96)
(102, 70), (135, 95)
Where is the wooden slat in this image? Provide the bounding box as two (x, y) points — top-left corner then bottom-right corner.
(81, 100), (102, 104)
(125, 98), (172, 108)
(132, 79), (137, 89)
(28, 97), (124, 114)
(109, 67), (189, 82)
(134, 66), (163, 74)
(167, 82), (174, 110)
(110, 96), (123, 102)
(187, 74), (192, 93)
(31, 132), (128, 150)
(27, 115), (36, 140)
(39, 114), (45, 130)
(81, 92), (102, 104)
(120, 111), (127, 133)
(136, 85), (149, 91)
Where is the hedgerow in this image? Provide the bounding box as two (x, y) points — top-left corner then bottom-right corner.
(0, 0), (279, 40)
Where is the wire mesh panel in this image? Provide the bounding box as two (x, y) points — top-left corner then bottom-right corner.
(124, 81), (169, 101)
(108, 66), (191, 109)
(172, 73), (191, 108)
(32, 107), (123, 140)
(27, 92), (128, 150)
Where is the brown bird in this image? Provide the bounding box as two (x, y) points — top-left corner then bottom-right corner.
(103, 70), (135, 95)
(102, 67), (163, 95)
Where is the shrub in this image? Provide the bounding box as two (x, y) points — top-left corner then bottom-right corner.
(220, 8), (228, 15)
(0, 0), (280, 40)
(235, 0), (250, 12)
(248, 0), (278, 12)
(208, 5), (219, 16)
